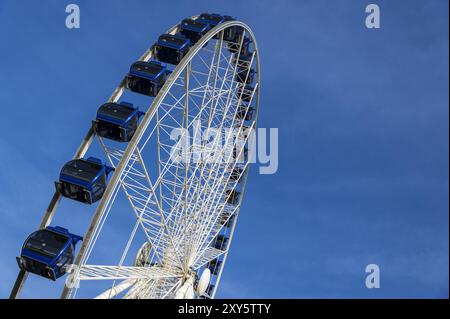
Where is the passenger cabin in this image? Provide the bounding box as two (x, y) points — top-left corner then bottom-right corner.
(16, 226), (82, 280)
(223, 23), (244, 43)
(236, 67), (255, 84)
(155, 34), (191, 65)
(197, 13), (236, 41)
(126, 61), (170, 97)
(179, 18), (211, 44)
(237, 85), (254, 103)
(207, 259), (222, 275)
(55, 157), (114, 204)
(206, 284), (215, 296)
(238, 125), (251, 140)
(197, 13), (225, 27)
(219, 211), (234, 227)
(233, 146), (248, 162)
(226, 189), (240, 205)
(214, 235), (228, 249)
(230, 167), (243, 182)
(228, 36), (251, 56)
(93, 102), (145, 142)
(232, 52), (253, 66)
(236, 105), (255, 121)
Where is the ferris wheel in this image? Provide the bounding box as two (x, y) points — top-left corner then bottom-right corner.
(10, 13), (260, 299)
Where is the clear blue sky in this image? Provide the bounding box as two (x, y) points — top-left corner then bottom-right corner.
(0, 0), (448, 298)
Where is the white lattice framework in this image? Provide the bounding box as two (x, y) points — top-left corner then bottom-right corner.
(10, 16), (260, 300)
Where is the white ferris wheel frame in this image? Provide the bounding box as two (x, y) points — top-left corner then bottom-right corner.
(11, 16), (260, 300)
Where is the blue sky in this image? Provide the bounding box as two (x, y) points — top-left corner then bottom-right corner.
(0, 0), (448, 298)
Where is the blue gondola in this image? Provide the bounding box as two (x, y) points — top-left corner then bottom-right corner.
(205, 284), (215, 296)
(236, 85), (254, 103)
(240, 125), (251, 140)
(207, 259), (222, 275)
(236, 105), (255, 121)
(226, 189), (239, 205)
(93, 102), (145, 142)
(213, 235), (228, 249)
(55, 157), (114, 204)
(179, 18), (211, 44)
(228, 36), (251, 55)
(197, 13), (226, 27)
(236, 67), (255, 84)
(232, 52), (253, 66)
(227, 25), (244, 43)
(154, 33), (191, 65)
(219, 211), (234, 227)
(230, 167), (243, 182)
(222, 17), (240, 42)
(16, 226), (82, 281)
(196, 13), (237, 42)
(233, 146), (248, 162)
(126, 61), (170, 97)
(226, 189), (240, 205)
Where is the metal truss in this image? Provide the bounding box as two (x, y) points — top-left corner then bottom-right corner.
(9, 16), (260, 300)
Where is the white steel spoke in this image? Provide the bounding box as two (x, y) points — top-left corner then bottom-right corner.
(77, 265), (181, 281)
